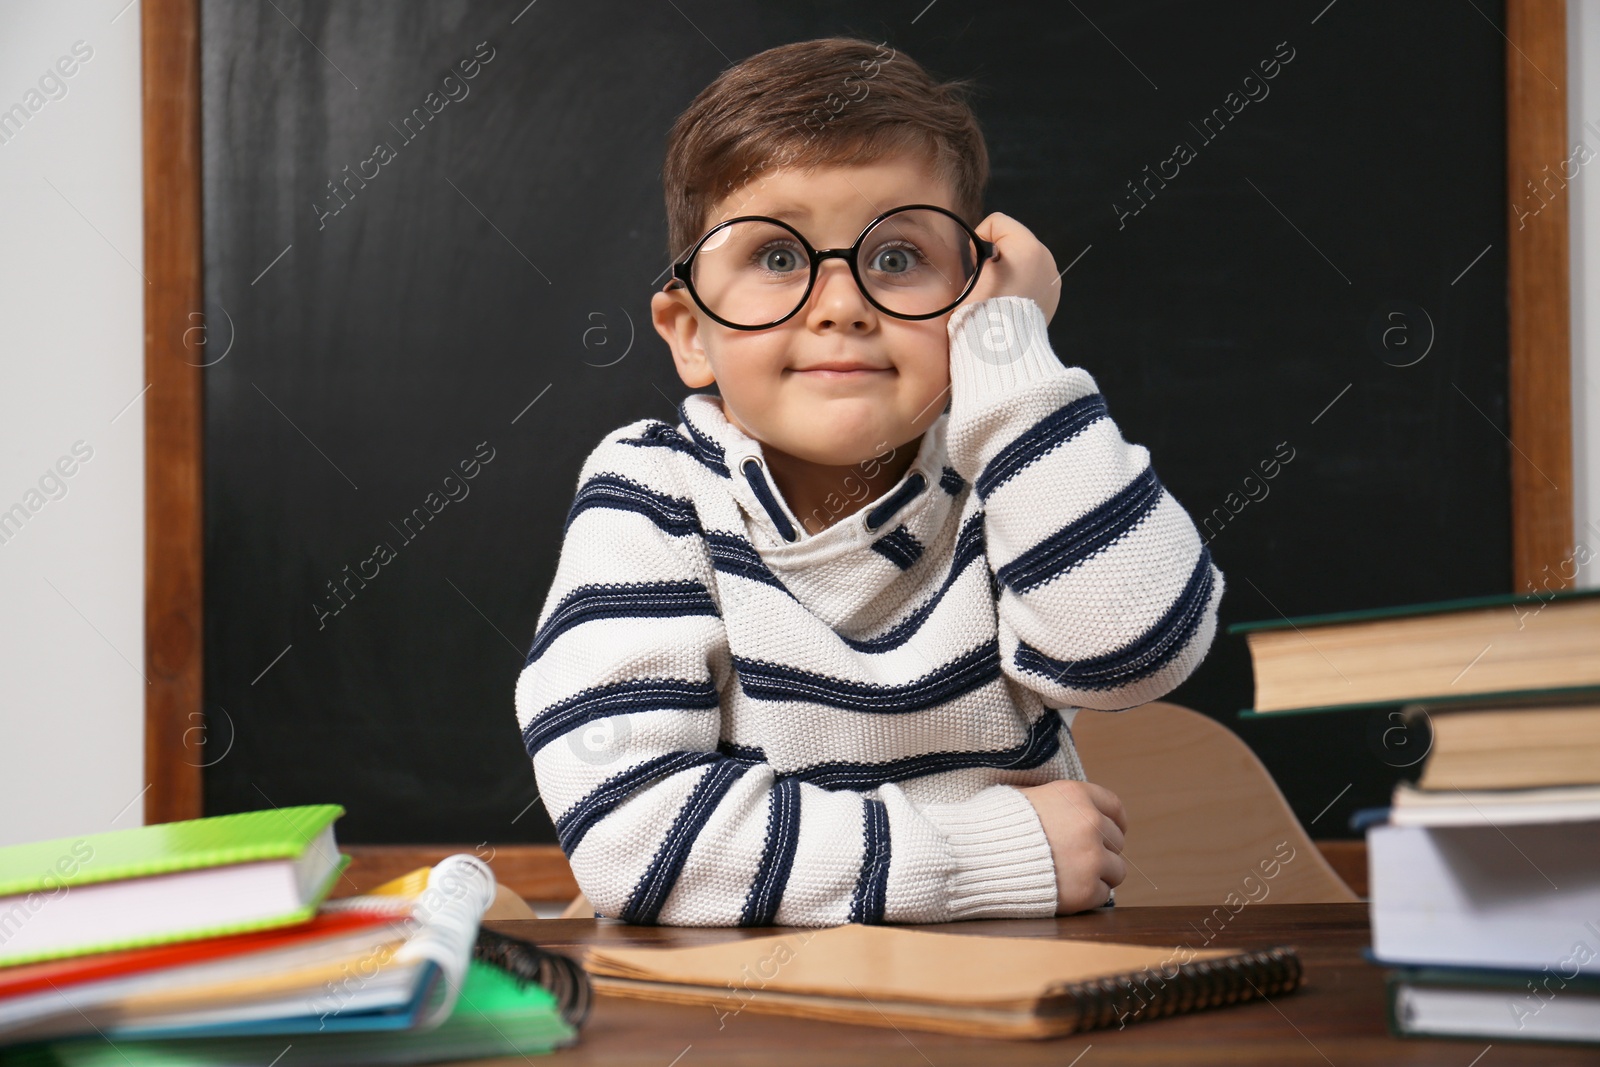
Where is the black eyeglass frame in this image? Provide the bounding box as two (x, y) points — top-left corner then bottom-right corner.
(661, 203), (997, 331)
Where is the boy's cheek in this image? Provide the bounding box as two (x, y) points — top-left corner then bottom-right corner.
(961, 272), (1002, 308)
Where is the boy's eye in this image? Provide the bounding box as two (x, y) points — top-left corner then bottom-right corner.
(753, 241), (806, 274)
(868, 242), (921, 275)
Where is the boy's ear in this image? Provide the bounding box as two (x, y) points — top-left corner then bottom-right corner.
(651, 289), (715, 389)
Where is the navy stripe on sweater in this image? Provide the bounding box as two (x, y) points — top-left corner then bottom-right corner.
(704, 530), (794, 594)
(621, 760), (749, 924)
(841, 514), (985, 653)
(554, 750), (721, 855)
(718, 739), (765, 762)
(618, 421), (729, 478)
(565, 474), (702, 539)
(866, 472), (927, 530)
(1015, 547), (1216, 691)
(742, 459), (798, 542)
(975, 393), (1109, 501)
(677, 401), (731, 477)
(870, 524), (924, 571)
(994, 466), (1163, 594)
(699, 517), (986, 656)
(938, 465), (966, 496)
(525, 580), (719, 666)
(740, 776), (802, 926)
(704, 514), (984, 653)
(849, 799), (891, 924)
(732, 639), (1000, 713)
(521, 677), (720, 758)
(718, 710), (1062, 791)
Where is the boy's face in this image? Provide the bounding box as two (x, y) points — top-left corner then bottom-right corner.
(651, 152), (958, 468)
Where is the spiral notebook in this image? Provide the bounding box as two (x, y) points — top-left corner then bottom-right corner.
(583, 923), (1302, 1039)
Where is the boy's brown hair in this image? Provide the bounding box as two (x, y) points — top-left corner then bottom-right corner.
(660, 36), (990, 262)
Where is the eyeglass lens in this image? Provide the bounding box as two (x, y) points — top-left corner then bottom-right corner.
(688, 208), (979, 327)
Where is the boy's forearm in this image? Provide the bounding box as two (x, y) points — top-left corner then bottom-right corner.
(531, 723), (1061, 926)
(525, 666), (1062, 927)
(889, 781), (1059, 921)
(943, 295), (1225, 710)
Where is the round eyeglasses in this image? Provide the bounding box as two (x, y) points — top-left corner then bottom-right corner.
(662, 204), (996, 331)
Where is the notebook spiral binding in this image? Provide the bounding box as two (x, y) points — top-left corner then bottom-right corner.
(472, 926), (594, 1030)
(1053, 945), (1303, 1034)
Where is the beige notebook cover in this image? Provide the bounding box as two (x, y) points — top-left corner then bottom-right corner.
(584, 923), (1302, 1039)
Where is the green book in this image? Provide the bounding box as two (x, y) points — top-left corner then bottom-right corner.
(1225, 586), (1600, 718)
(9, 959), (580, 1065)
(1226, 585), (1600, 635)
(0, 805), (348, 967)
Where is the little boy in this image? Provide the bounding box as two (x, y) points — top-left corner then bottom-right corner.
(515, 37), (1224, 926)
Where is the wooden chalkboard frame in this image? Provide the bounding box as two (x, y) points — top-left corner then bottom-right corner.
(139, 0), (1573, 898)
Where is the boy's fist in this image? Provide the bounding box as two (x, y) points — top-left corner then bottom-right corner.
(1014, 779), (1128, 914)
(963, 211), (1061, 325)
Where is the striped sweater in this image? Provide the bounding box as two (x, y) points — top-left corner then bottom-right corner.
(515, 295), (1225, 927)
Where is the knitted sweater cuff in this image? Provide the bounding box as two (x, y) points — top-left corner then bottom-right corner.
(946, 295), (1072, 400)
(920, 783), (1060, 920)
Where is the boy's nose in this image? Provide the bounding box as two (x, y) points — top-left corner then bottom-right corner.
(808, 259), (873, 326)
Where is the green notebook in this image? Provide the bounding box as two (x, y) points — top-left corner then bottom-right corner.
(0, 805), (348, 967)
(9, 959), (580, 1065)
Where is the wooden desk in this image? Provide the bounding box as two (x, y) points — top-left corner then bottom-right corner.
(476, 904), (1592, 1066)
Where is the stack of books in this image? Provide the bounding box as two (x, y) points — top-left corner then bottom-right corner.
(1231, 586), (1600, 1045)
(0, 805), (589, 1064)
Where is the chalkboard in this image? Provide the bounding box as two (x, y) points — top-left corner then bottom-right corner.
(200, 0), (1510, 845)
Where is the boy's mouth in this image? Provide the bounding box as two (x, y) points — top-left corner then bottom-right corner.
(792, 361), (891, 379)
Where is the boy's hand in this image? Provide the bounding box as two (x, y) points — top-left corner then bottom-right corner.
(1014, 779), (1128, 914)
(963, 211), (1061, 325)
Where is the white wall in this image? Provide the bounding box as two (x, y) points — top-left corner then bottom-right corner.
(0, 2), (146, 846)
(1572, 0), (1600, 589)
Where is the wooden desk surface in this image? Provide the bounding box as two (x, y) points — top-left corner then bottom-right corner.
(473, 904), (1590, 1066)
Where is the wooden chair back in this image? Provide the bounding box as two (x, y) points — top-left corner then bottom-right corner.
(1071, 700), (1358, 905)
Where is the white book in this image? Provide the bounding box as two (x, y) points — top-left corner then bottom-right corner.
(1368, 819), (1600, 972)
(1392, 977), (1600, 1043)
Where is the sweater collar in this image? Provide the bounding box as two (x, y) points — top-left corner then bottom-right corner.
(676, 392), (944, 546)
